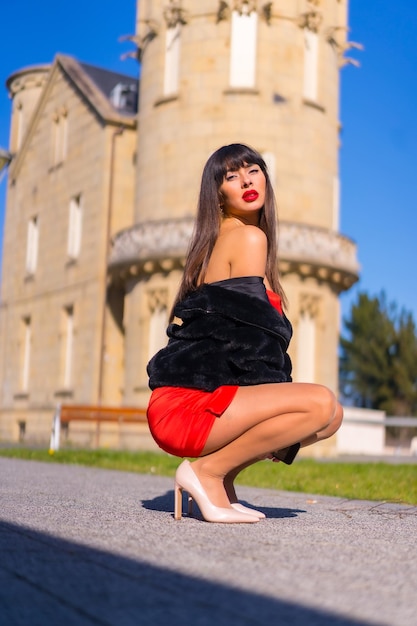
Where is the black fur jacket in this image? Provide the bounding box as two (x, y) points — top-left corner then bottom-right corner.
(147, 277), (293, 392)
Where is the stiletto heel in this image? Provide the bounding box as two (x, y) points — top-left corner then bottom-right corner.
(174, 481), (183, 520)
(174, 460), (259, 523)
(231, 503), (266, 519)
(174, 482), (194, 519)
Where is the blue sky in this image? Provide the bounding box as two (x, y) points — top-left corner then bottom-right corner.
(1, 1), (416, 328)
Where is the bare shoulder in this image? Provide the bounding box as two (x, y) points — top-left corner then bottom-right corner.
(231, 224), (267, 245)
(226, 224), (268, 277)
(226, 223), (267, 252)
(204, 224), (267, 282)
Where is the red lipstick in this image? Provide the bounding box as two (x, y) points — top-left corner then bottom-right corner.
(242, 190), (259, 202)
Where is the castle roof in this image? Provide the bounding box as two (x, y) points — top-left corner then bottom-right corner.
(56, 55), (138, 121)
(6, 54), (138, 125)
(6, 54), (138, 177)
(79, 61), (138, 117)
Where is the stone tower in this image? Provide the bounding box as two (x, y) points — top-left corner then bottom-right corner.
(109, 0), (359, 419)
(6, 65), (50, 156)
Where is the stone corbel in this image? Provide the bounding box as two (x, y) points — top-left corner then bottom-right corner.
(261, 3), (273, 24)
(298, 9), (322, 32)
(52, 106), (68, 122)
(298, 0), (322, 31)
(216, 1), (230, 23)
(163, 1), (188, 28)
(233, 0), (258, 15)
(300, 293), (320, 318)
(148, 288), (169, 314)
(217, 1), (272, 24)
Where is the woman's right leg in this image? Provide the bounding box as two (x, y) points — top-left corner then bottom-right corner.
(191, 382), (339, 508)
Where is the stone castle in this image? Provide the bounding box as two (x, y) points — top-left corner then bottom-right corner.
(0, 0), (359, 452)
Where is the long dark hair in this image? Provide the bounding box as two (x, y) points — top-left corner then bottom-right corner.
(171, 143), (287, 317)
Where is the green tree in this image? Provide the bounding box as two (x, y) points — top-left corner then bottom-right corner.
(340, 292), (417, 416)
(390, 310), (417, 415)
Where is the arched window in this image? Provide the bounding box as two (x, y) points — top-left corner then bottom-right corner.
(60, 305), (74, 388)
(67, 194), (83, 259)
(26, 215), (39, 275)
(164, 23), (181, 96)
(229, 8), (258, 88)
(15, 102), (24, 150)
(52, 109), (68, 165)
(303, 28), (319, 101)
(262, 151), (277, 190)
(148, 289), (169, 360)
(20, 316), (31, 391)
(296, 296), (319, 383)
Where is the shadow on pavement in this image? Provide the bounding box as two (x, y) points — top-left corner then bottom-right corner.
(142, 490), (307, 520)
(1, 520), (367, 625)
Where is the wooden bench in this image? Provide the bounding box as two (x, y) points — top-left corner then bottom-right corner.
(49, 404), (148, 451)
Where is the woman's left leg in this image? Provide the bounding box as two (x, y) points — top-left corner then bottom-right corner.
(222, 401), (344, 504)
(189, 382), (342, 508)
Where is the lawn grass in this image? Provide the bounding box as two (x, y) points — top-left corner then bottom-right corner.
(0, 447), (416, 505)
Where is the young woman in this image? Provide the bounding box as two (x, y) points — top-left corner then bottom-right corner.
(147, 143), (343, 523)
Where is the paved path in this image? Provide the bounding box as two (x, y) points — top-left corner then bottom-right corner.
(1, 457), (416, 626)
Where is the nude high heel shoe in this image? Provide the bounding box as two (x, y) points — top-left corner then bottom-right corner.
(231, 503), (266, 519)
(174, 460), (259, 523)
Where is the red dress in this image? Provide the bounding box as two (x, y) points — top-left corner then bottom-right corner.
(147, 290), (283, 457)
